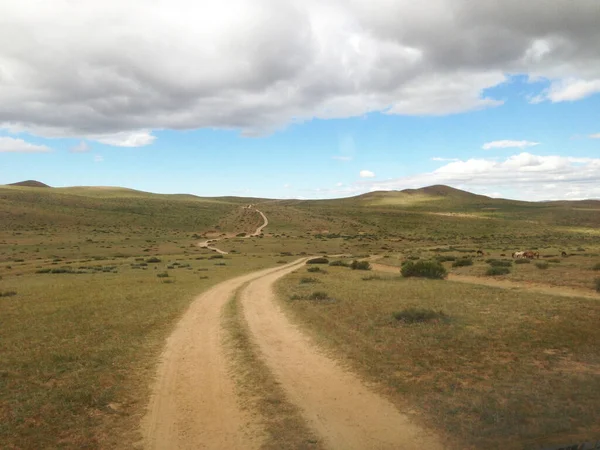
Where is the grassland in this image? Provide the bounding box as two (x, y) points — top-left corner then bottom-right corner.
(276, 265), (600, 449)
(1, 182), (600, 449)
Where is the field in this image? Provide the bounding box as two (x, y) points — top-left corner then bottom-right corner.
(1, 183), (600, 449)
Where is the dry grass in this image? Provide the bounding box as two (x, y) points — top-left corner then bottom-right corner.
(276, 267), (600, 449)
(222, 292), (324, 450)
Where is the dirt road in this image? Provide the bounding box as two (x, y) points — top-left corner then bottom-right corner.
(142, 261), (303, 450)
(370, 262), (600, 299)
(240, 264), (443, 450)
(197, 207), (268, 254)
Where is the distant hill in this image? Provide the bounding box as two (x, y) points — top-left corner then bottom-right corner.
(8, 180), (51, 188)
(400, 184), (489, 199)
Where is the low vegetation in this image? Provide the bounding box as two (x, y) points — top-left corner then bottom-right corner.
(485, 266), (511, 276)
(350, 260), (371, 270)
(306, 257), (329, 264)
(277, 266), (600, 449)
(392, 307), (448, 324)
(535, 261), (550, 270)
(401, 260), (447, 279)
(451, 258), (473, 267)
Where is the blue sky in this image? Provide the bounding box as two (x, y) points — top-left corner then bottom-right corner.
(1, 1), (600, 201)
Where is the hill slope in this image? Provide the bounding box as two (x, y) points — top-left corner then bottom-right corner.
(8, 180), (51, 188)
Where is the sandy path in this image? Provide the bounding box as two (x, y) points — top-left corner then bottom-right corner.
(370, 262), (600, 300)
(197, 207), (268, 254)
(142, 260), (304, 450)
(240, 263), (443, 450)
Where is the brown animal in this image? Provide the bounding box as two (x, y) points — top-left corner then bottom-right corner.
(561, 251), (568, 257)
(476, 250), (484, 256)
(523, 251), (537, 259)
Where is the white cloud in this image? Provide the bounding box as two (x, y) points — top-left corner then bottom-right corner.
(336, 182), (343, 186)
(355, 153), (600, 201)
(482, 140), (540, 150)
(0, 136), (51, 153)
(431, 157), (459, 162)
(283, 183), (291, 188)
(70, 140), (90, 153)
(545, 78), (600, 102)
(590, 133), (600, 139)
(1, 0), (599, 140)
(91, 131), (156, 147)
(359, 170), (375, 178)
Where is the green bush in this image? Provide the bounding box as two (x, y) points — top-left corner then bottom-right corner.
(306, 257), (329, 264)
(514, 259), (530, 264)
(299, 277), (319, 284)
(436, 255), (456, 262)
(0, 291), (17, 298)
(486, 266), (510, 276)
(452, 258), (473, 268)
(592, 262), (600, 271)
(596, 278), (600, 293)
(146, 257), (161, 263)
(350, 260), (371, 271)
(401, 261), (447, 279)
(548, 259), (561, 263)
(329, 260), (350, 267)
(307, 266), (325, 273)
(393, 307), (447, 324)
(156, 272), (169, 278)
(535, 261), (549, 270)
(209, 254), (224, 259)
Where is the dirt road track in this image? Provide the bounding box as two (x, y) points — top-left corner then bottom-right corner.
(241, 264), (443, 450)
(142, 260), (305, 450)
(370, 262), (600, 299)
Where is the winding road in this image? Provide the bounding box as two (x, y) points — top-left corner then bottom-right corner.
(143, 210), (443, 449)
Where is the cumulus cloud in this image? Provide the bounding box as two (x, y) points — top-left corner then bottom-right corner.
(590, 133), (600, 139)
(359, 170), (375, 178)
(356, 153), (600, 201)
(0, 0), (599, 142)
(482, 140), (540, 150)
(0, 136), (51, 153)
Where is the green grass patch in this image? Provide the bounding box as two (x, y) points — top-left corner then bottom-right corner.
(350, 260), (371, 270)
(535, 261), (550, 270)
(392, 307), (448, 324)
(451, 258), (473, 267)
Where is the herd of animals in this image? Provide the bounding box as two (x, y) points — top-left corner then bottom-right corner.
(473, 249), (569, 259)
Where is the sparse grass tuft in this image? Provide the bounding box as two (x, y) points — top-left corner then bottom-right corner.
(401, 260), (447, 279)
(486, 259), (512, 267)
(299, 277), (319, 284)
(535, 261), (549, 270)
(329, 260), (350, 267)
(514, 259), (530, 264)
(452, 258), (473, 267)
(485, 266), (510, 276)
(307, 266), (325, 273)
(595, 278), (600, 292)
(0, 290), (17, 297)
(308, 291), (330, 301)
(592, 262), (600, 271)
(392, 307), (448, 324)
(146, 257), (161, 263)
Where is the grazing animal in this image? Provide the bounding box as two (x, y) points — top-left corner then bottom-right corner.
(476, 250), (484, 256)
(512, 251), (525, 259)
(561, 251), (568, 257)
(523, 251), (536, 259)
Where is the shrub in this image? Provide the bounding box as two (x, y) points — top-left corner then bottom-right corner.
(452, 258), (473, 268)
(156, 272), (169, 278)
(307, 266), (325, 273)
(487, 259), (512, 267)
(592, 263), (600, 271)
(350, 260), (371, 271)
(308, 291), (330, 301)
(329, 260), (350, 267)
(306, 257), (329, 264)
(209, 254), (224, 259)
(146, 257), (161, 263)
(0, 291), (17, 298)
(407, 255), (420, 260)
(35, 268), (51, 273)
(535, 261), (549, 270)
(486, 266), (510, 276)
(514, 259), (530, 264)
(299, 277), (319, 284)
(548, 259), (561, 263)
(393, 307), (447, 324)
(362, 275), (384, 281)
(596, 278), (600, 293)
(401, 261), (447, 279)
